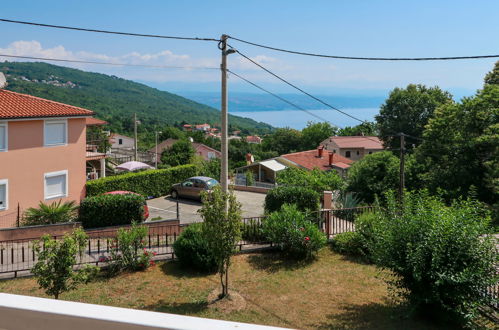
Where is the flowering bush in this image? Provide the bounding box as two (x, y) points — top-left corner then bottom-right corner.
(107, 223), (157, 275)
(262, 204), (326, 259)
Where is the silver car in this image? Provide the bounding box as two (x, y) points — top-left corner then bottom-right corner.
(170, 176), (219, 200)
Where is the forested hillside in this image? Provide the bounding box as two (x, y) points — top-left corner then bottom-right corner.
(0, 62), (273, 134)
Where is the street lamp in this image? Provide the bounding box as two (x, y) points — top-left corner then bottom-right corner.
(155, 131), (162, 169)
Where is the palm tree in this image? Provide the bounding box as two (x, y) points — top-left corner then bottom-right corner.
(23, 200), (78, 226)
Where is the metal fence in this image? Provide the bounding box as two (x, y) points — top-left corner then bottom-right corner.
(0, 205), (24, 229)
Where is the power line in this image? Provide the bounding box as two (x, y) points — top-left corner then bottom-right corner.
(228, 36), (499, 61)
(231, 46), (368, 124)
(0, 18), (220, 42)
(0, 54), (219, 70)
(227, 69), (342, 128)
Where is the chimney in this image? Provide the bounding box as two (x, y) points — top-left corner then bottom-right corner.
(317, 146), (324, 158)
(246, 153), (254, 165)
(328, 152), (334, 166)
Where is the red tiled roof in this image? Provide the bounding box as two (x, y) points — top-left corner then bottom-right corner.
(245, 135), (262, 143)
(0, 89), (94, 119)
(324, 136), (383, 149)
(86, 117), (108, 126)
(280, 149), (353, 171)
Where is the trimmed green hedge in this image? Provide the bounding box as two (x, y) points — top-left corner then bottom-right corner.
(79, 194), (145, 229)
(264, 186), (320, 214)
(86, 164), (197, 197)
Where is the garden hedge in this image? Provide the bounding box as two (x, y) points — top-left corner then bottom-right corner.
(86, 164), (197, 197)
(79, 194), (145, 229)
(264, 186), (320, 214)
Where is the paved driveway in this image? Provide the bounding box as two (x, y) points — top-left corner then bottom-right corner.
(146, 190), (266, 224)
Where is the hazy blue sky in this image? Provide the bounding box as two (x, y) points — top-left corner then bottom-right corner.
(1, 1), (498, 99)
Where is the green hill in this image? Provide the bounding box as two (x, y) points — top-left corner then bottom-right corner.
(0, 62), (273, 134)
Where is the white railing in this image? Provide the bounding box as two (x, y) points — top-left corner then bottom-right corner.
(0, 293), (289, 330)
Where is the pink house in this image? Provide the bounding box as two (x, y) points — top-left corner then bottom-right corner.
(149, 138), (221, 161)
(0, 89), (94, 219)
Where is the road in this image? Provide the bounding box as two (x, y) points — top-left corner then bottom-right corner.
(146, 190), (266, 224)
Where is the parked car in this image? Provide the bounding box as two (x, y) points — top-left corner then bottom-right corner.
(171, 176), (219, 200)
(103, 191), (149, 219)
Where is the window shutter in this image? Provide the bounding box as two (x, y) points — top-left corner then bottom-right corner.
(45, 121), (66, 145)
(0, 125), (6, 150)
(45, 174), (66, 198)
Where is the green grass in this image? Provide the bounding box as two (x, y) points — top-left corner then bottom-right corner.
(0, 248), (460, 329)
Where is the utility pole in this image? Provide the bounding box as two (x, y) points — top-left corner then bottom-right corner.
(399, 132), (405, 202)
(155, 131), (162, 169)
(219, 34), (235, 193)
(134, 113), (138, 161)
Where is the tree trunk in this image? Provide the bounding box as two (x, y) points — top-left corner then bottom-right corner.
(225, 262), (229, 297)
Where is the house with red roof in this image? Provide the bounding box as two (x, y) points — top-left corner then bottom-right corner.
(148, 138), (221, 162)
(0, 89), (97, 224)
(320, 136), (384, 161)
(279, 147), (353, 176)
(245, 135), (262, 144)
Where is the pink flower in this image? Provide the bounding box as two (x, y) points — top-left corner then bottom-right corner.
(304, 237), (310, 241)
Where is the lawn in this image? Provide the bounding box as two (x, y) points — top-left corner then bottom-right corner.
(0, 248), (446, 329)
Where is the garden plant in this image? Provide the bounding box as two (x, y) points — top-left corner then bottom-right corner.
(32, 229), (98, 299)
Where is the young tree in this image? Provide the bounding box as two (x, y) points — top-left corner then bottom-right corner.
(375, 84), (453, 150)
(32, 229), (98, 299)
(160, 139), (195, 166)
(198, 186), (242, 299)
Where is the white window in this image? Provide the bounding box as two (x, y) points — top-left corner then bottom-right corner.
(44, 120), (67, 146)
(0, 122), (7, 152)
(44, 170), (68, 200)
(207, 152), (216, 159)
(0, 179), (8, 210)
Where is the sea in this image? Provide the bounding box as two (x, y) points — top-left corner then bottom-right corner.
(232, 108), (379, 130)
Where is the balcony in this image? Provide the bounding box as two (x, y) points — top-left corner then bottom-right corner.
(0, 293), (288, 330)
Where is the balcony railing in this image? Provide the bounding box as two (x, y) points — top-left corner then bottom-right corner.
(0, 293), (288, 330)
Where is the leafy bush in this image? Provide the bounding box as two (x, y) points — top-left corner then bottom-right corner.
(32, 229), (98, 299)
(265, 186), (320, 214)
(367, 191), (498, 325)
(23, 200), (78, 226)
(277, 167), (344, 193)
(173, 223), (217, 272)
(331, 232), (366, 257)
(262, 204), (326, 259)
(79, 194), (145, 229)
(107, 223), (155, 274)
(86, 164), (197, 197)
(346, 151), (399, 203)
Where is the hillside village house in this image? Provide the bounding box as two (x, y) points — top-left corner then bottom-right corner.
(235, 147), (353, 186)
(149, 138), (221, 162)
(109, 133), (134, 149)
(0, 89), (95, 216)
(320, 136), (384, 161)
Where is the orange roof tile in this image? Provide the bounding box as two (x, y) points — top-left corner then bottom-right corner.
(85, 117), (108, 126)
(281, 149), (353, 171)
(0, 89), (94, 119)
(324, 136), (383, 149)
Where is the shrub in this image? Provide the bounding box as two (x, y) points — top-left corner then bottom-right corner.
(23, 200), (78, 226)
(173, 223), (217, 272)
(262, 204), (326, 259)
(32, 229), (98, 299)
(331, 232), (365, 257)
(86, 164), (197, 197)
(79, 193), (145, 229)
(107, 223), (156, 274)
(277, 167), (344, 193)
(265, 186), (320, 214)
(368, 191), (498, 325)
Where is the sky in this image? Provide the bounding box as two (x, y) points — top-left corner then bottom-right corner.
(1, 1), (499, 100)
